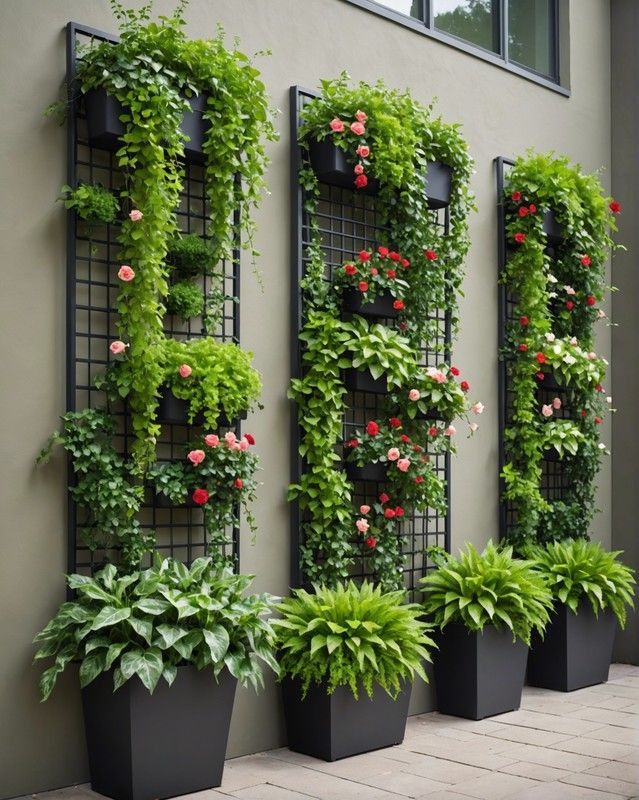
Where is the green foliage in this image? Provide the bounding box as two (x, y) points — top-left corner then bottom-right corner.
(166, 280), (204, 320)
(526, 540), (636, 628)
(161, 337), (262, 427)
(62, 183), (120, 224)
(332, 249), (409, 307)
(166, 234), (217, 278)
(421, 542), (553, 644)
(344, 317), (416, 387)
(543, 420), (585, 458)
(274, 582), (434, 699)
(34, 557), (278, 700)
(37, 409), (152, 568)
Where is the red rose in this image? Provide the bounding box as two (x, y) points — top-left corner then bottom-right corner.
(346, 438), (359, 448)
(535, 353), (546, 365)
(400, 258), (410, 268)
(428, 426), (438, 437)
(519, 315), (529, 326)
(414, 476), (424, 484)
(358, 281), (369, 292)
(594, 416), (602, 425)
(518, 344), (528, 352)
(581, 409), (588, 418)
(192, 488), (209, 505)
(365, 536), (377, 549)
(234, 478), (244, 489)
(460, 381), (470, 392)
(384, 508), (396, 519)
(389, 251), (400, 262)
(450, 366), (460, 376)
(358, 250), (371, 262)
(518, 206), (529, 218)
(609, 200), (621, 214)
(379, 493), (390, 504)
(511, 191), (521, 202)
(514, 232), (526, 244)
(344, 263), (357, 276)
(536, 371), (545, 381)
(586, 295), (596, 306)
(366, 421), (379, 436)
(354, 174), (368, 189)
(394, 507), (405, 518)
(595, 383), (603, 393)
(580, 255), (591, 266)
(413, 444), (423, 452)
(386, 269), (397, 279)
(393, 299), (405, 311)
(389, 417), (402, 428)
(566, 300), (574, 311)
(400, 434), (410, 443)
(425, 249), (438, 261)
(398, 322), (408, 331)
(529, 204), (537, 214)
(245, 433), (255, 445)
(377, 246), (389, 257)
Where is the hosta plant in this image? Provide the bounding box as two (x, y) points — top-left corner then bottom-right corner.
(62, 183), (120, 224)
(526, 540), (636, 627)
(274, 582), (434, 699)
(543, 420), (585, 459)
(421, 542), (553, 644)
(34, 557), (278, 701)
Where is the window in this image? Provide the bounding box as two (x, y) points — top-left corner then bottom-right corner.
(352, 0), (560, 84)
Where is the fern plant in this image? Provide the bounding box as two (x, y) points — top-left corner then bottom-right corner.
(526, 539), (636, 627)
(421, 542), (553, 644)
(274, 582), (435, 699)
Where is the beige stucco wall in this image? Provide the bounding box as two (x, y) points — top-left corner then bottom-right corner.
(0, 1), (614, 796)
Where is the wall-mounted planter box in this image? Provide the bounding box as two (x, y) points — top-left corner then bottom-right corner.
(414, 407), (451, 423)
(281, 676), (411, 761)
(82, 666), (237, 800)
(341, 287), (399, 320)
(157, 386), (204, 427)
(345, 461), (388, 483)
(543, 209), (564, 247)
(154, 490), (197, 509)
(344, 367), (387, 394)
(307, 139), (379, 195)
(542, 447), (561, 463)
(535, 371), (561, 391)
(527, 601), (616, 692)
(84, 89), (210, 163)
(424, 161), (453, 210)
(433, 623), (528, 720)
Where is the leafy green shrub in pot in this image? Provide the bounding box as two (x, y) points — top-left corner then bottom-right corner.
(166, 280), (205, 320)
(166, 233), (217, 278)
(62, 183), (120, 224)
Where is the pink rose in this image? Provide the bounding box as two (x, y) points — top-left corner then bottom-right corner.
(408, 389), (420, 402)
(541, 404), (554, 417)
(471, 402), (484, 415)
(564, 285), (576, 296)
(230, 442), (242, 452)
(359, 505), (370, 515)
(354, 164), (364, 175)
(329, 118), (344, 132)
(552, 397), (562, 410)
(224, 431), (237, 445)
(426, 367), (447, 384)
(187, 449), (205, 466)
(356, 144), (370, 158)
(444, 425), (456, 437)
(239, 437), (250, 451)
(350, 121), (365, 136)
(397, 458), (410, 472)
(355, 518), (369, 533)
(469, 423), (479, 433)
(387, 448), (400, 461)
(129, 209), (143, 222)
(597, 309), (606, 319)
(117, 265), (135, 282)
(570, 337), (578, 345)
(178, 364), (192, 378)
(204, 434), (219, 448)
(109, 340), (127, 355)
(355, 110), (368, 123)
(587, 351), (597, 360)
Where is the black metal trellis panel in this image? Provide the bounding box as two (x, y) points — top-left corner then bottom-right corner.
(495, 156), (573, 541)
(290, 86), (451, 596)
(66, 22), (241, 575)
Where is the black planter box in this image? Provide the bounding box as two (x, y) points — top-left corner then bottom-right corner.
(535, 371), (561, 391)
(414, 407), (451, 423)
(282, 677), (411, 761)
(308, 139), (379, 195)
(433, 623), (528, 720)
(527, 601), (617, 692)
(424, 160), (453, 210)
(157, 386), (204, 426)
(345, 461), (388, 483)
(154, 490), (197, 509)
(542, 447), (561, 463)
(82, 666), (237, 800)
(342, 287), (399, 320)
(84, 89), (210, 162)
(344, 367), (388, 394)
(543, 209), (564, 246)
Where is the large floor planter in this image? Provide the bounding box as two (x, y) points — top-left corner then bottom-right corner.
(433, 623), (528, 720)
(424, 160), (453, 209)
(82, 666), (237, 800)
(282, 676), (411, 761)
(85, 89), (210, 162)
(527, 601), (617, 692)
(344, 367), (388, 394)
(307, 139), (380, 195)
(341, 287), (399, 320)
(345, 460), (388, 482)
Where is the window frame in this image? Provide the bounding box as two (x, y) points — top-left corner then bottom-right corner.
(343, 0), (568, 96)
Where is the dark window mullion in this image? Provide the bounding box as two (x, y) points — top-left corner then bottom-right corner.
(500, 0), (508, 61)
(425, 0), (433, 28)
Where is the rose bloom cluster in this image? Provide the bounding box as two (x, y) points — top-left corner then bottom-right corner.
(189, 430), (256, 505)
(338, 246), (410, 310)
(345, 419), (430, 483)
(329, 109), (371, 190)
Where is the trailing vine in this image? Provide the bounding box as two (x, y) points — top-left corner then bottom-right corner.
(501, 151), (619, 549)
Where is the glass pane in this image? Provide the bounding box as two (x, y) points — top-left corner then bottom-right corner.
(373, 0), (424, 20)
(433, 0), (499, 53)
(508, 0), (556, 78)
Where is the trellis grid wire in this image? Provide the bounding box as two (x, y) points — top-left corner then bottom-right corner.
(495, 156), (573, 541)
(290, 86), (452, 598)
(65, 22), (240, 575)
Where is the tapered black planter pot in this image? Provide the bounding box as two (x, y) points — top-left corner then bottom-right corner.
(345, 461), (388, 482)
(157, 386), (204, 426)
(424, 161), (453, 209)
(344, 367), (387, 394)
(282, 677), (411, 761)
(307, 139), (379, 195)
(433, 623), (528, 720)
(527, 602), (617, 692)
(341, 288), (399, 320)
(82, 666), (237, 800)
